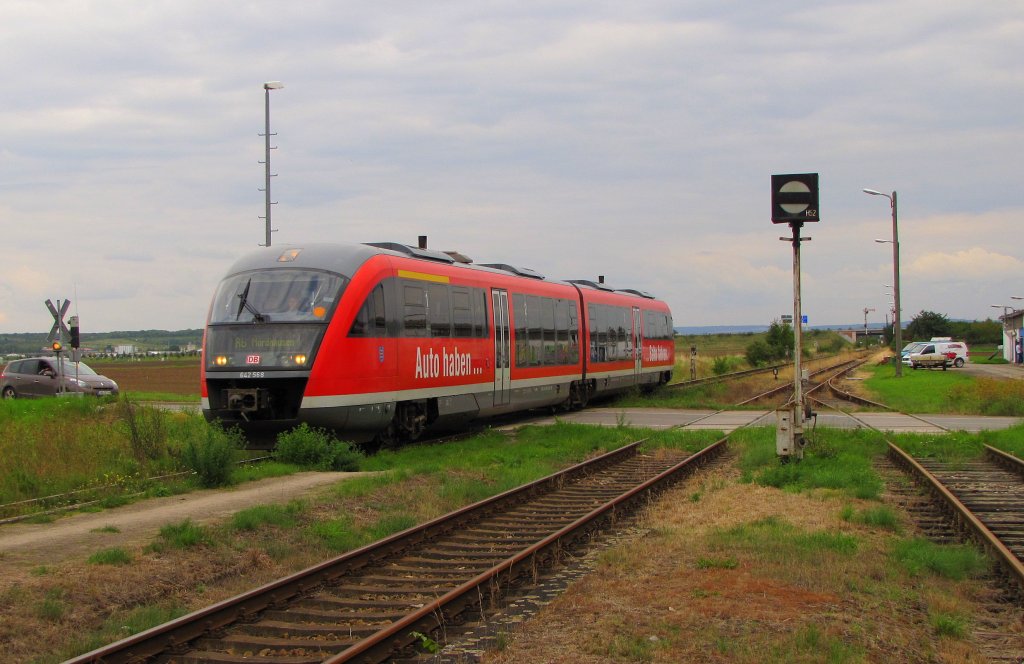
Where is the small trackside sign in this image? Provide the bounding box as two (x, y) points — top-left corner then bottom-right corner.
(771, 173), (819, 223)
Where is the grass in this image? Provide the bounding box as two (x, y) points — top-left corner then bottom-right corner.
(840, 504), (901, 532)
(733, 427), (887, 500)
(86, 547), (133, 565)
(891, 538), (989, 581)
(486, 423), (1012, 663)
(0, 397), (306, 518)
(5, 422), (1017, 664)
(153, 519), (211, 549)
(122, 391), (201, 402)
(56, 604), (188, 662)
(710, 515), (859, 558)
(863, 362), (1024, 415)
(231, 502), (304, 531)
(863, 363), (975, 413)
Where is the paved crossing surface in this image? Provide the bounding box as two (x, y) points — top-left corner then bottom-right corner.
(523, 408), (1022, 434)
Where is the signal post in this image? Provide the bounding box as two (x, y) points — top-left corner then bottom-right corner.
(771, 173), (819, 461)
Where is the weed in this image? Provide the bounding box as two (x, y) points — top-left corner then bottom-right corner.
(116, 397), (166, 462)
(695, 556), (738, 570)
(368, 513), (418, 540)
(711, 516), (858, 560)
(736, 428), (885, 499)
(410, 630), (440, 654)
(90, 525), (121, 533)
(87, 547), (133, 565)
(36, 597), (66, 622)
(711, 355), (736, 375)
(275, 423), (362, 471)
(308, 517), (365, 552)
(99, 495), (132, 509)
(30, 565), (50, 576)
(180, 420), (243, 488)
(930, 612), (968, 638)
(892, 538), (988, 580)
(840, 504), (901, 532)
(156, 519), (211, 549)
(62, 603), (187, 660)
(231, 503), (302, 531)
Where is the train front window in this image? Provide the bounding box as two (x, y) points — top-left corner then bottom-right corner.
(209, 269), (348, 324)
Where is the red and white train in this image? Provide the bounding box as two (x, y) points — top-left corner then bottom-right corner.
(201, 241), (675, 448)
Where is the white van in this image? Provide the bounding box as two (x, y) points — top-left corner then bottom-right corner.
(905, 338), (969, 369)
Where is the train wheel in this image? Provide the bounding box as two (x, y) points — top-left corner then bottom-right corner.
(568, 382), (589, 410)
(374, 401), (427, 449)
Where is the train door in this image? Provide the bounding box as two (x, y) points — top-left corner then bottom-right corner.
(492, 289), (511, 406)
(632, 306), (643, 382)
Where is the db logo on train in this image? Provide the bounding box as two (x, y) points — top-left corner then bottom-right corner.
(246, 355), (261, 365)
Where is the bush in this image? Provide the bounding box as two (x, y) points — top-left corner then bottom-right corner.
(180, 421), (243, 488)
(711, 356), (735, 375)
(116, 397), (167, 462)
(275, 424), (362, 471)
(745, 340), (772, 367)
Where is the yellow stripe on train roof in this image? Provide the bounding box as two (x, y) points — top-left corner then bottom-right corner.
(397, 270), (451, 283)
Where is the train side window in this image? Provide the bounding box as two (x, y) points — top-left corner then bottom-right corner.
(542, 297), (556, 365)
(513, 293), (528, 366)
(452, 287), (472, 337)
(428, 283), (451, 337)
(402, 282), (428, 337)
(555, 299), (569, 364)
(473, 288), (488, 338)
(349, 283), (387, 337)
(526, 295), (542, 367)
(568, 302), (579, 363)
(590, 304), (605, 362)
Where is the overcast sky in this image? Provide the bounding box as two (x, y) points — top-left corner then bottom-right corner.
(1, 1), (1021, 335)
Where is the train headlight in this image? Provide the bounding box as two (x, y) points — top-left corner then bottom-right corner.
(293, 354), (308, 366)
(214, 355), (229, 366)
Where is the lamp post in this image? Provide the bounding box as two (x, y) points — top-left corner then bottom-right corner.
(261, 81), (284, 247)
(864, 188), (902, 376)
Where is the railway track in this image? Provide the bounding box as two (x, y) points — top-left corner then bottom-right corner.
(798, 397), (1024, 660)
(808, 397), (1024, 591)
(887, 443), (1024, 593)
(67, 437), (727, 663)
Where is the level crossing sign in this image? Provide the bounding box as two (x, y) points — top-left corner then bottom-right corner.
(45, 299), (71, 343)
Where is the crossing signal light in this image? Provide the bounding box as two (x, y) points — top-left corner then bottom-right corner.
(70, 316), (80, 349)
(51, 341), (63, 352)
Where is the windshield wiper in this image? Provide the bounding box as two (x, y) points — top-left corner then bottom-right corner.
(235, 278), (265, 323)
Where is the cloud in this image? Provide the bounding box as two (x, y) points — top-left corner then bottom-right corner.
(910, 248), (1021, 280)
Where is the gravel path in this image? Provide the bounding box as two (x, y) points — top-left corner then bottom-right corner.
(0, 471), (365, 566)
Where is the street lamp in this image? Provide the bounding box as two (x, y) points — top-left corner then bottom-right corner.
(261, 81), (284, 247)
(864, 188), (902, 376)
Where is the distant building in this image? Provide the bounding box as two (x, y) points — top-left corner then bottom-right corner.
(114, 344), (136, 356)
(997, 309), (1023, 364)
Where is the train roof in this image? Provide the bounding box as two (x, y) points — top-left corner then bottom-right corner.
(221, 241), (661, 302)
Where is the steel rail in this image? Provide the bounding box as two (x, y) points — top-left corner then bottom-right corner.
(887, 442), (1024, 593)
(822, 374), (893, 410)
(667, 350), (869, 391)
(738, 357), (862, 407)
(63, 438), (679, 663)
(323, 436), (729, 663)
(985, 444), (1024, 479)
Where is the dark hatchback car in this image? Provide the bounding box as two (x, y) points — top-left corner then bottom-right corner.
(1, 357), (119, 399)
